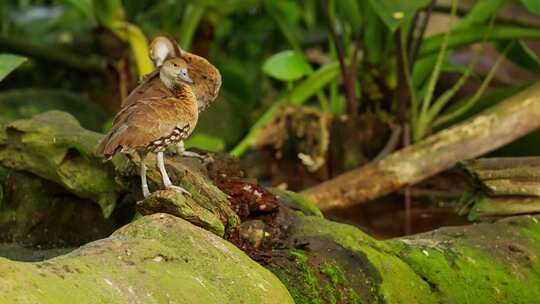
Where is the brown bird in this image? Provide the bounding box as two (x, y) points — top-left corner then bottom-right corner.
(148, 36), (222, 112)
(145, 36), (222, 157)
(97, 57), (198, 197)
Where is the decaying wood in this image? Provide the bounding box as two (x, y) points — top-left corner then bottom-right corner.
(460, 157), (540, 219)
(302, 82), (540, 211)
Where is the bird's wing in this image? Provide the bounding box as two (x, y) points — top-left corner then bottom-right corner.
(97, 97), (196, 157)
(182, 52), (222, 112)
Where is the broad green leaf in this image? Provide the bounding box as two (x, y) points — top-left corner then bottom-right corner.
(335, 0), (362, 31)
(109, 23), (153, 76)
(262, 50), (312, 82)
(0, 54), (27, 82)
(178, 4), (206, 51)
(495, 40), (540, 72)
(454, 0), (506, 30)
(367, 0), (431, 32)
(93, 0), (121, 27)
(521, 0), (540, 16)
(362, 2), (387, 64)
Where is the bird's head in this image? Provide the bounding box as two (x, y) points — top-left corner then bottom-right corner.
(149, 36), (183, 67)
(160, 58), (194, 89)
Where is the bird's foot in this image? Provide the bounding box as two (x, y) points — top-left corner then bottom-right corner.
(166, 184), (192, 197)
(142, 185), (150, 198)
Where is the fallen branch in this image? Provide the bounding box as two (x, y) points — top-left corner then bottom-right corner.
(302, 82), (540, 211)
(459, 157), (540, 219)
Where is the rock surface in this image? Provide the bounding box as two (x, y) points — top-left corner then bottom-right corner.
(0, 214), (294, 304)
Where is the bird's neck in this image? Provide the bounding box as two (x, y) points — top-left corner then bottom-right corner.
(159, 72), (177, 91)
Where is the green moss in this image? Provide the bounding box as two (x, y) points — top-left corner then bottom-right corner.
(0, 214), (294, 304)
(394, 218), (540, 304)
(291, 249), (322, 304)
(269, 188), (323, 217)
(320, 263), (344, 285)
(347, 288), (363, 304)
(291, 215), (438, 303)
(0, 111), (119, 217)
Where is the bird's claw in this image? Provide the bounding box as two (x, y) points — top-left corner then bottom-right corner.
(179, 150), (214, 164)
(166, 185), (192, 197)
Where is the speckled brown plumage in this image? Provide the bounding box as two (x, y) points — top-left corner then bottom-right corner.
(97, 60), (198, 159)
(122, 42), (221, 113)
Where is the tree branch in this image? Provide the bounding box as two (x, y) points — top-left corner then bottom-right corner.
(302, 82), (540, 211)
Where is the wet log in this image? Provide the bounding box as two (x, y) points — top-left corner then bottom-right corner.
(302, 82), (540, 211)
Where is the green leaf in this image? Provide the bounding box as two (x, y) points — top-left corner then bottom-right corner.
(495, 40), (540, 72)
(61, 0), (95, 22)
(93, 0), (121, 27)
(367, 0), (431, 32)
(362, 2), (387, 64)
(185, 134), (226, 152)
(231, 62), (340, 156)
(419, 25), (540, 58)
(178, 4), (206, 51)
(454, 0), (505, 30)
(0, 54), (27, 82)
(521, 0), (540, 16)
(335, 0), (362, 31)
(262, 50), (312, 82)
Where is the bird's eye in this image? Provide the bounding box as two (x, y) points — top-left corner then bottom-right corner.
(173, 63), (178, 67)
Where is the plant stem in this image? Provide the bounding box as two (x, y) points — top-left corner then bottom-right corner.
(433, 42), (511, 127)
(410, 0), (436, 69)
(322, 0), (357, 116)
(230, 62), (340, 157)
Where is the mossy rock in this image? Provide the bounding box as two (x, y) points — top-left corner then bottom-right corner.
(0, 213), (294, 304)
(269, 211), (540, 304)
(0, 111), (119, 217)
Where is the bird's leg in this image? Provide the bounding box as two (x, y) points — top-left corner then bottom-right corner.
(138, 152), (150, 198)
(156, 151), (191, 196)
(176, 141), (213, 162)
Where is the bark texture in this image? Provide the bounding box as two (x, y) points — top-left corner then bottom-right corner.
(302, 82), (540, 211)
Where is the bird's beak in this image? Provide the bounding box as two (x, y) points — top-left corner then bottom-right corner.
(179, 70), (194, 84)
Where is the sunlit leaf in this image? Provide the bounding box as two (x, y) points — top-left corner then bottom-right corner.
(367, 0), (431, 32)
(0, 54), (27, 82)
(521, 0), (540, 16)
(262, 50), (312, 82)
(93, 0), (121, 27)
